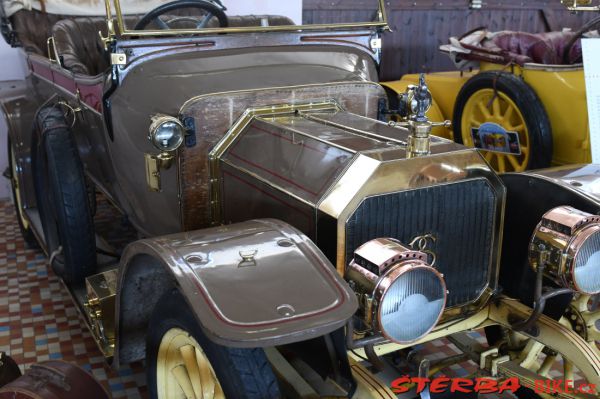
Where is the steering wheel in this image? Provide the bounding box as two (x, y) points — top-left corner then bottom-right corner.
(562, 15), (600, 64)
(134, 0), (228, 30)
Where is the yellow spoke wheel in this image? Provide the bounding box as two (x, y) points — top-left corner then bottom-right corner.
(156, 328), (225, 399)
(460, 89), (530, 173)
(453, 71), (552, 173)
(148, 290), (281, 399)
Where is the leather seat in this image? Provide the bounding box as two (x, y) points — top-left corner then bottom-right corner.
(11, 9), (295, 76)
(442, 28), (583, 66)
(484, 31), (581, 65)
(52, 17), (110, 75)
(50, 14), (295, 76)
(10, 9), (67, 55)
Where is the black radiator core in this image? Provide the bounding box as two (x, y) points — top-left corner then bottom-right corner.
(346, 179), (497, 307)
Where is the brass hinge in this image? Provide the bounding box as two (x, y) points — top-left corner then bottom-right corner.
(110, 53), (127, 65)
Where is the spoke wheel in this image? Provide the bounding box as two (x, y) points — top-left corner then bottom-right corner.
(147, 290), (281, 399)
(460, 89), (530, 173)
(506, 298), (600, 399)
(564, 294), (600, 357)
(156, 328), (225, 399)
(453, 71), (552, 173)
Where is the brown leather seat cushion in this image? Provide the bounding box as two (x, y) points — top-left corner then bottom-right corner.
(11, 9), (295, 76)
(10, 9), (67, 55)
(52, 17), (110, 75)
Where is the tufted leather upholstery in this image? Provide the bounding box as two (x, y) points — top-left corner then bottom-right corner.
(10, 9), (295, 76)
(10, 9), (67, 55)
(52, 17), (110, 76)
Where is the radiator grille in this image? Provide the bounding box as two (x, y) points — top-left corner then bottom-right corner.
(346, 179), (497, 307)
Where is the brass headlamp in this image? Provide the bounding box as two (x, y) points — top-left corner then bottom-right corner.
(345, 238), (447, 344)
(529, 206), (600, 294)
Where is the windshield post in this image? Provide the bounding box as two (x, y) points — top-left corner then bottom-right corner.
(110, 0), (389, 37)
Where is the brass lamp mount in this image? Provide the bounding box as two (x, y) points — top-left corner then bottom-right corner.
(388, 74), (451, 157)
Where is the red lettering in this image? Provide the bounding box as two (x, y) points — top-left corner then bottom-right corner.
(580, 383), (597, 394)
(450, 378), (474, 393)
(390, 376), (412, 394)
(429, 376), (450, 393)
(413, 377), (430, 393)
(474, 378), (498, 394)
(551, 380), (564, 393)
(534, 380), (547, 393)
(564, 380), (574, 394)
(498, 377), (521, 393)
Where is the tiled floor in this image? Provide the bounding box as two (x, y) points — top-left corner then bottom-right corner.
(0, 199), (147, 398)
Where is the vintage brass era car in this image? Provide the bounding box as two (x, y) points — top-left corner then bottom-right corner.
(384, 16), (600, 174)
(2, 0), (600, 398)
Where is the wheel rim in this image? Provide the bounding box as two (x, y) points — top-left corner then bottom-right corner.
(508, 297), (600, 399)
(461, 89), (530, 173)
(156, 327), (225, 399)
(9, 143), (30, 230)
(564, 294), (600, 357)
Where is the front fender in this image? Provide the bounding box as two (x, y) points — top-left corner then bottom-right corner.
(115, 218), (357, 365)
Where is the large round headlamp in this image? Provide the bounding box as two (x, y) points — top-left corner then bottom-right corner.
(529, 206), (600, 294)
(148, 115), (185, 152)
(345, 238), (447, 344)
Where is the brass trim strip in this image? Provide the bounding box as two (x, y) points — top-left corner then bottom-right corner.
(112, 0), (389, 37)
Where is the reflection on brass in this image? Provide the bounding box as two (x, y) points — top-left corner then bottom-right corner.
(46, 37), (59, 64)
(209, 101), (341, 222)
(561, 0), (599, 11)
(111, 0), (389, 37)
(529, 206), (600, 294)
(84, 269), (118, 359)
(110, 53), (127, 65)
(145, 152), (174, 192)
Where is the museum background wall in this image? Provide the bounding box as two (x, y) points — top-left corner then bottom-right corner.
(0, 39), (26, 199)
(304, 0), (597, 80)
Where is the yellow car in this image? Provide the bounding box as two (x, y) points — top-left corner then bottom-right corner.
(383, 23), (596, 173)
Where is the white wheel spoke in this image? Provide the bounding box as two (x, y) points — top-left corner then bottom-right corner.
(172, 364), (196, 399)
(195, 346), (216, 399)
(537, 354), (556, 377)
(158, 328), (224, 399)
(180, 344), (204, 399)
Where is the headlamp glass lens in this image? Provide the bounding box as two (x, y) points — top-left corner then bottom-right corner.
(574, 229), (600, 294)
(379, 267), (445, 343)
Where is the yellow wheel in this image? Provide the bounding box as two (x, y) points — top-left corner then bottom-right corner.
(156, 327), (225, 399)
(453, 71), (552, 173)
(147, 290), (281, 399)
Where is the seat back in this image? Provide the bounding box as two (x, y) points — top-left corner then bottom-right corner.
(10, 9), (67, 55)
(52, 17), (110, 75)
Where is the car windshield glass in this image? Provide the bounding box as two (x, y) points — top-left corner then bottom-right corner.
(113, 0), (386, 35)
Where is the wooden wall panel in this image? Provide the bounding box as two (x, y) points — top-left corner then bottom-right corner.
(303, 1), (597, 80)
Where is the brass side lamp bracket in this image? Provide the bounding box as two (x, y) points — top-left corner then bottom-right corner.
(145, 152), (175, 192)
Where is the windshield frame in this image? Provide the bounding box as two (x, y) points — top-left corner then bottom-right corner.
(109, 0), (389, 37)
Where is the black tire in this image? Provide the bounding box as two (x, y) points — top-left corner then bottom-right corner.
(146, 290), (281, 399)
(453, 71), (553, 171)
(33, 107), (96, 284)
(6, 137), (38, 248)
